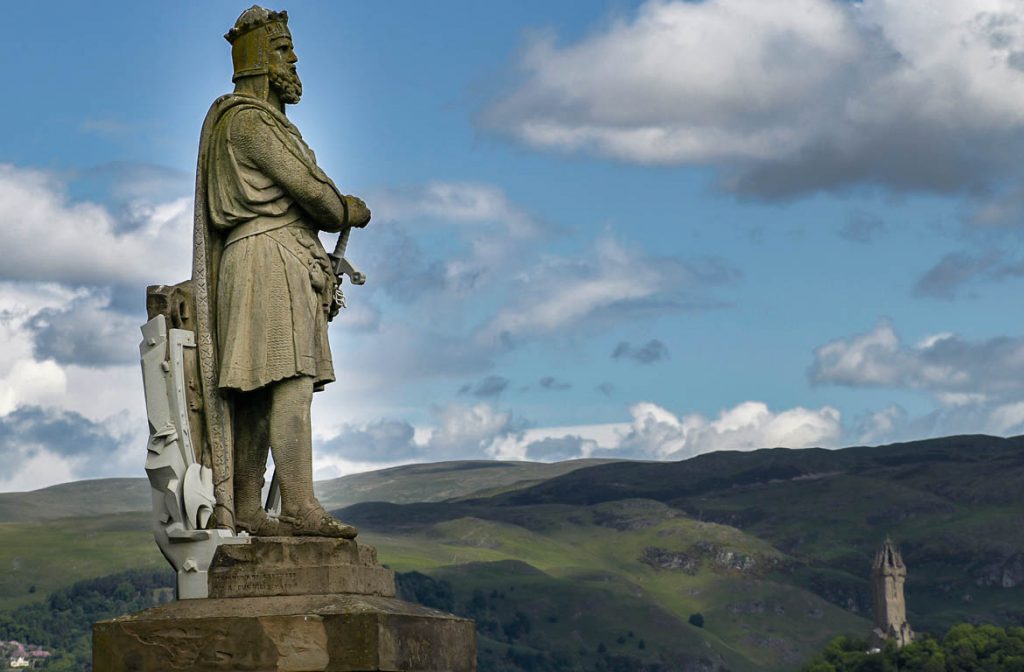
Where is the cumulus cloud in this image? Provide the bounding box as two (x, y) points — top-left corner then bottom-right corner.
(611, 339), (670, 365)
(810, 320), (1024, 398)
(318, 402), (526, 465)
(27, 293), (141, 366)
(317, 418), (420, 463)
(314, 398), (844, 471)
(0, 360), (67, 418)
(0, 405), (140, 492)
(0, 283), (81, 416)
(524, 435), (595, 461)
(613, 401), (841, 459)
(483, 0), (1024, 199)
(811, 320), (1024, 438)
(0, 165), (192, 285)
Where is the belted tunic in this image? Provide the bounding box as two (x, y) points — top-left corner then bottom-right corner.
(204, 95), (342, 392)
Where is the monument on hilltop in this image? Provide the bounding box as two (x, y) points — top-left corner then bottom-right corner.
(871, 537), (914, 648)
(93, 7), (475, 670)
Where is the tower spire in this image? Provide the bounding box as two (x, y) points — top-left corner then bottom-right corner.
(872, 537), (914, 647)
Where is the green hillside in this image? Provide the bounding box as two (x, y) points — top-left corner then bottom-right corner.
(0, 459), (615, 523)
(315, 458), (621, 510)
(0, 479), (150, 523)
(358, 501), (867, 670)
(2, 435), (1023, 671)
(340, 435), (1024, 639)
(0, 513), (162, 611)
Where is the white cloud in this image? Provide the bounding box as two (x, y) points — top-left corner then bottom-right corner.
(854, 405), (907, 445)
(375, 181), (540, 237)
(0, 164), (192, 286)
(337, 189), (737, 387)
(366, 182), (543, 298)
(0, 406), (141, 493)
(484, 0), (1024, 197)
(812, 320), (1024, 440)
(985, 400), (1024, 434)
(0, 283), (80, 417)
(478, 234), (736, 344)
(28, 293), (142, 366)
(810, 320), (1024, 398)
(0, 448), (76, 493)
(614, 401), (842, 459)
(317, 402), (525, 466)
(0, 360), (66, 417)
(316, 399), (842, 473)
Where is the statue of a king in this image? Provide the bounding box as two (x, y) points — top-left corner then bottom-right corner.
(192, 6), (370, 538)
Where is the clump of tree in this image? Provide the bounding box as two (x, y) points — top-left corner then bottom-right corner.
(395, 571), (455, 612)
(801, 624), (1024, 672)
(0, 568), (173, 671)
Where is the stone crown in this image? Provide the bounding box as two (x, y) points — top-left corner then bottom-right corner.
(225, 6), (289, 44)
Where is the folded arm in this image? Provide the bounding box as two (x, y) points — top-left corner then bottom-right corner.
(230, 108), (351, 231)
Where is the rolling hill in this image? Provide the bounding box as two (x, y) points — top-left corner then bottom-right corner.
(3, 435), (1023, 671)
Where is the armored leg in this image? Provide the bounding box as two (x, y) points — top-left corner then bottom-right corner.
(233, 387), (289, 536)
(270, 375), (357, 538)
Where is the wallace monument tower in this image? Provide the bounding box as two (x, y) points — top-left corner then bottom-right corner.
(93, 7), (476, 671)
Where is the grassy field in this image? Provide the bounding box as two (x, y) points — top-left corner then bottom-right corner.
(315, 458), (621, 510)
(0, 479), (150, 523)
(0, 512), (161, 611)
(3, 435), (1023, 671)
(358, 500), (870, 670)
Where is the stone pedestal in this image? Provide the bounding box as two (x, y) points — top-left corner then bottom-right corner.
(208, 537), (396, 599)
(93, 539), (475, 671)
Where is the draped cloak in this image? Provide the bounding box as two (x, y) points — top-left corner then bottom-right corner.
(192, 93), (339, 529)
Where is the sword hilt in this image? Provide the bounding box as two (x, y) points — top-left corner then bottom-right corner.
(328, 227), (366, 285)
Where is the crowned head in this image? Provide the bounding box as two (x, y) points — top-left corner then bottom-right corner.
(226, 6), (302, 105)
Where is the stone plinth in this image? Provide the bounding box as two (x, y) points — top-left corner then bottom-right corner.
(93, 538), (476, 671)
(208, 537), (396, 599)
(93, 593), (475, 671)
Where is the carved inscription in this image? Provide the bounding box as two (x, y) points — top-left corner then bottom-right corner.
(212, 570), (298, 597)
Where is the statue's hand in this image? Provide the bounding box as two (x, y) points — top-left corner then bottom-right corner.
(345, 195), (371, 228)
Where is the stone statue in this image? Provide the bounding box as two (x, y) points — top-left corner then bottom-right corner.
(191, 5), (371, 539)
(140, 4), (372, 595)
(103, 11), (476, 665)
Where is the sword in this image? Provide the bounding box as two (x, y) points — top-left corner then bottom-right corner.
(327, 227), (365, 314)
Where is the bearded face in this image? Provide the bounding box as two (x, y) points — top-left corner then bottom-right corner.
(269, 61), (302, 105)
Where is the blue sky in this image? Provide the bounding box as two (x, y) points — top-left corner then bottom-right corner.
(3, 0), (1024, 490)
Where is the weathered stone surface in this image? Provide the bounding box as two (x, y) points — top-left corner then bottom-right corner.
(93, 593), (476, 671)
(208, 537), (396, 599)
(872, 537), (914, 648)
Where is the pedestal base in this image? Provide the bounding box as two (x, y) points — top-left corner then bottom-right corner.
(93, 538), (475, 671)
(208, 537), (395, 599)
(93, 593), (475, 671)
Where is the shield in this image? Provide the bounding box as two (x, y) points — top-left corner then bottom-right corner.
(140, 300), (244, 600)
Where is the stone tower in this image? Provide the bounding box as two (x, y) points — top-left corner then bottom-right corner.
(872, 537), (914, 648)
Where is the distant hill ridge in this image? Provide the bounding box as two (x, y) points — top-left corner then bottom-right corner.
(484, 434), (1024, 507)
(5, 435), (1020, 522)
(0, 457), (619, 523)
(3, 434), (1023, 671)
